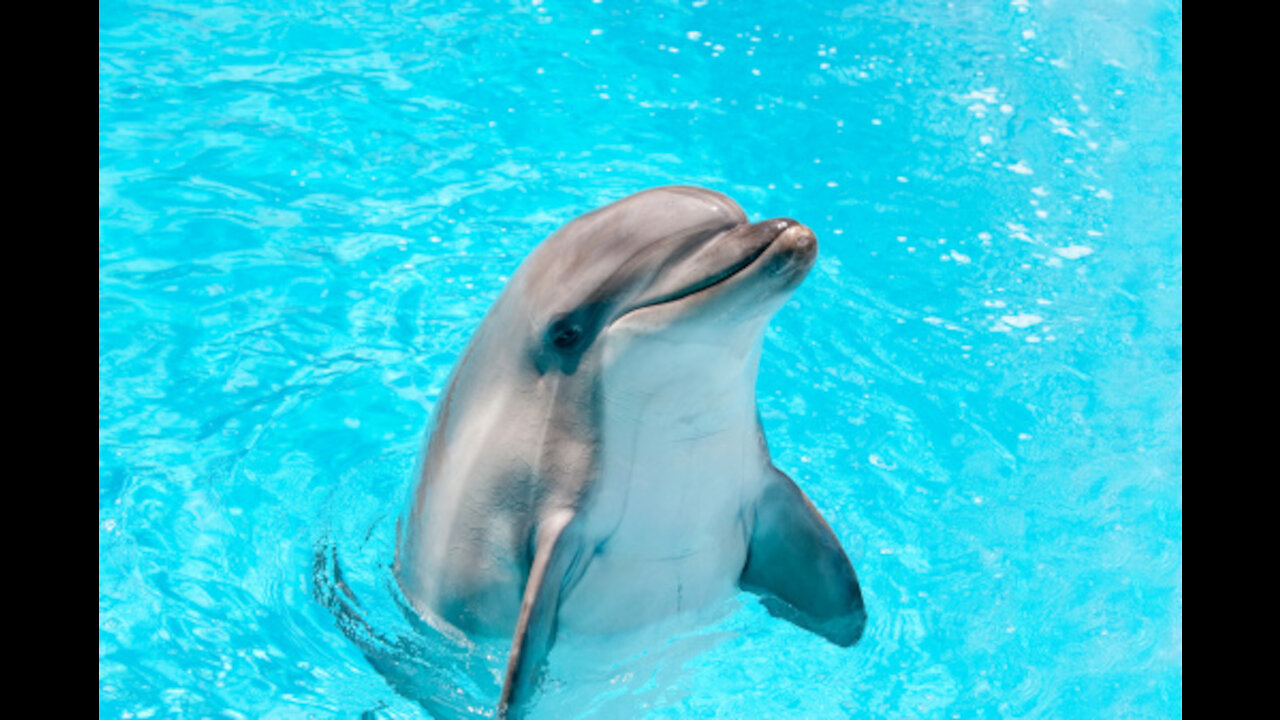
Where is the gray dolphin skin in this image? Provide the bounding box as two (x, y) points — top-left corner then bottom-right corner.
(394, 186), (865, 718)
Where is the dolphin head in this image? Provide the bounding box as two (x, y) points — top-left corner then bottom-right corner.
(505, 186), (817, 378)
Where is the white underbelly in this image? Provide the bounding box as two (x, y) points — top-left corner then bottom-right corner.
(557, 531), (748, 635)
(565, 331), (769, 635)
(556, 425), (763, 636)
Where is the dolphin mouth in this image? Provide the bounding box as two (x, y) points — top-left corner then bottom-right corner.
(652, 232), (775, 303)
(618, 220), (793, 318)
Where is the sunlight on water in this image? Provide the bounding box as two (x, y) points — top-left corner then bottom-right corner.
(100, 1), (1182, 717)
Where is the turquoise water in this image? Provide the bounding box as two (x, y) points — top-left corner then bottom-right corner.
(99, 1), (1182, 718)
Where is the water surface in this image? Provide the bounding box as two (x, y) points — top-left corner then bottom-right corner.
(99, 1), (1183, 717)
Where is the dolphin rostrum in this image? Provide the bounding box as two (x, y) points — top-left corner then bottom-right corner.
(394, 186), (866, 717)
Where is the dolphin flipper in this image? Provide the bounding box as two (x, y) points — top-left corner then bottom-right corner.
(740, 467), (866, 647)
(498, 510), (582, 719)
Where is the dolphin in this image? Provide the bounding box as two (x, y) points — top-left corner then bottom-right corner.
(394, 186), (866, 717)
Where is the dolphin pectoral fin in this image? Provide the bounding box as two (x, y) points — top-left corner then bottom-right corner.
(740, 467), (866, 647)
(498, 510), (581, 720)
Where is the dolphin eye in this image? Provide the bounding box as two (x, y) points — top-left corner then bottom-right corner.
(548, 319), (583, 350)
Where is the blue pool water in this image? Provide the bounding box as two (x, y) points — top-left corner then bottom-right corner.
(99, 1), (1182, 717)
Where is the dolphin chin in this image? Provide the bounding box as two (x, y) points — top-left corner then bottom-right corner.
(393, 186), (864, 719)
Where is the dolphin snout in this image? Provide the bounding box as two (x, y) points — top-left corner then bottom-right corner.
(775, 219), (816, 253)
(765, 219), (818, 277)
